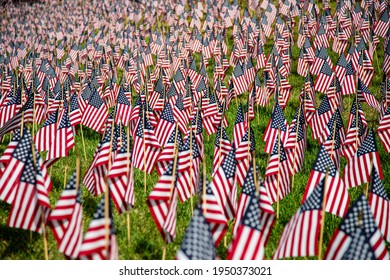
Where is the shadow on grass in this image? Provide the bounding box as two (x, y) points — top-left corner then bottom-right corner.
(0, 225), (41, 259)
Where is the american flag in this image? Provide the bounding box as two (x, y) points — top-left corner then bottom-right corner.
(377, 103), (390, 153)
(235, 126), (255, 188)
(273, 176), (325, 259)
(314, 60), (334, 94)
(47, 170), (83, 259)
(45, 109), (75, 167)
(147, 160), (178, 244)
(233, 103), (247, 153)
(357, 78), (381, 112)
(232, 62), (248, 96)
(369, 165), (390, 243)
(83, 123), (119, 196)
(68, 94), (82, 126)
(78, 196), (118, 260)
(324, 194), (389, 260)
(0, 89), (35, 138)
(263, 102), (289, 154)
(228, 192), (269, 260)
(0, 128), (51, 233)
(157, 128), (182, 175)
(310, 95), (335, 141)
(211, 147), (237, 221)
(231, 164), (275, 244)
(264, 132), (291, 204)
(302, 145), (349, 218)
(81, 88), (108, 133)
(201, 179), (228, 246)
(173, 92), (188, 134)
(132, 111), (161, 174)
(342, 99), (368, 160)
(115, 87), (132, 125)
(344, 130), (384, 189)
(374, 9), (389, 38)
(108, 129), (134, 214)
(0, 87), (22, 127)
(341, 61), (356, 96)
(34, 109), (58, 152)
(176, 206), (216, 260)
(284, 105), (306, 175)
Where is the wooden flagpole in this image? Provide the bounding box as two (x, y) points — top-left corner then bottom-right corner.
(366, 156), (374, 198)
(318, 168), (329, 260)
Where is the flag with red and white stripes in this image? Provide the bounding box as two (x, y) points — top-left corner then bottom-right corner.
(273, 176), (325, 259)
(48, 170), (83, 259)
(369, 165), (390, 243)
(344, 130), (384, 189)
(325, 194), (389, 260)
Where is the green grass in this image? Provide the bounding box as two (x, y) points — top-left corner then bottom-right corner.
(1, 1), (390, 260)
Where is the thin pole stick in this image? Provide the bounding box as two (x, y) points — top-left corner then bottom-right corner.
(318, 168), (329, 260)
(142, 98), (147, 194)
(366, 156), (374, 198)
(75, 156), (80, 191)
(63, 164), (68, 189)
(79, 124), (87, 161)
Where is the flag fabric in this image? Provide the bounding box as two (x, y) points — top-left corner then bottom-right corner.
(155, 103), (176, 148)
(81, 88), (109, 133)
(132, 111), (161, 174)
(176, 207), (216, 260)
(369, 165), (390, 243)
(201, 179), (229, 246)
(264, 132), (292, 204)
(344, 130), (384, 189)
(47, 170), (83, 259)
(108, 128), (134, 214)
(45, 108), (75, 167)
(78, 196), (118, 260)
(263, 102), (289, 154)
(273, 177), (325, 260)
(210, 147), (237, 220)
(377, 102), (390, 153)
(302, 145), (349, 217)
(324, 194), (389, 260)
(83, 123), (119, 196)
(0, 127), (51, 233)
(147, 160), (178, 244)
(341, 99), (368, 160)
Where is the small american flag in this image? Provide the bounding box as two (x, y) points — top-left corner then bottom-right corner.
(48, 170), (83, 259)
(344, 130), (384, 189)
(273, 176), (325, 259)
(78, 196), (118, 260)
(325, 194), (389, 260)
(369, 165), (390, 243)
(176, 207), (216, 260)
(302, 145), (349, 217)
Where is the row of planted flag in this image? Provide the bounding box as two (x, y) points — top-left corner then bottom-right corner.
(0, 0), (390, 259)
